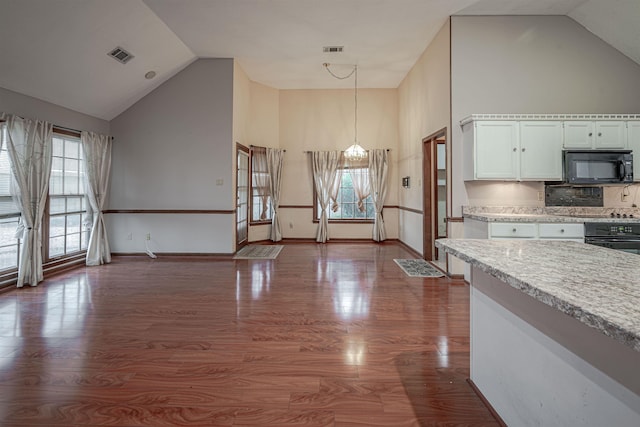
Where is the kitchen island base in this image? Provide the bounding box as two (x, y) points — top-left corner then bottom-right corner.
(471, 267), (640, 426)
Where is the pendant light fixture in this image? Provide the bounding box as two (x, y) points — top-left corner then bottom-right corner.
(323, 63), (367, 161)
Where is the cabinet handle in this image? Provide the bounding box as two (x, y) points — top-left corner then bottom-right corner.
(513, 147), (517, 152)
(560, 229), (565, 233)
(512, 228), (517, 232)
(521, 148), (526, 152)
(598, 132), (602, 137)
(588, 132), (593, 137)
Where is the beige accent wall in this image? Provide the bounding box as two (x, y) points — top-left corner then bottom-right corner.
(278, 88), (399, 240)
(397, 19), (452, 256)
(451, 15), (640, 214)
(233, 61), (281, 242)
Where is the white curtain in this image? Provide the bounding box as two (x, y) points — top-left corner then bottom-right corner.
(81, 131), (112, 266)
(3, 113), (53, 287)
(311, 151), (343, 243)
(369, 149), (389, 242)
(266, 148), (285, 242)
(251, 148), (270, 220)
(345, 155), (370, 212)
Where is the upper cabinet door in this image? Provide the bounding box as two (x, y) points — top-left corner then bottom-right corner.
(563, 121), (594, 149)
(519, 121), (563, 180)
(474, 121), (519, 180)
(627, 121), (640, 181)
(594, 121), (626, 149)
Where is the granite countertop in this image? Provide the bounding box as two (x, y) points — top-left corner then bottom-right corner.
(464, 212), (640, 223)
(436, 238), (640, 352)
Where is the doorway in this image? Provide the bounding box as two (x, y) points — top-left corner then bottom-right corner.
(422, 128), (447, 269)
(236, 144), (249, 250)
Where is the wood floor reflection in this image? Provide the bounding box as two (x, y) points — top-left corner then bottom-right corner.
(0, 243), (499, 426)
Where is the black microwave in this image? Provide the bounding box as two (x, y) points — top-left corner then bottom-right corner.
(563, 150), (633, 184)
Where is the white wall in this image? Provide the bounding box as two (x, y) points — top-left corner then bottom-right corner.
(108, 59), (235, 254)
(451, 15), (640, 214)
(0, 86), (109, 134)
(278, 88), (399, 240)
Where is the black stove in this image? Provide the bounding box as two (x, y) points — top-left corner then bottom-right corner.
(584, 222), (640, 254)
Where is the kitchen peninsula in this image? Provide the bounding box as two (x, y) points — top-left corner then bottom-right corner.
(436, 238), (640, 426)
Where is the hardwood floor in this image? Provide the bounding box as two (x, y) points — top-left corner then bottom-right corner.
(0, 243), (500, 426)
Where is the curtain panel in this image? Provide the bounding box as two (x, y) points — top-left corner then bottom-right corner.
(251, 147), (270, 221)
(81, 131), (112, 266)
(266, 148), (285, 242)
(345, 155), (370, 212)
(310, 151), (343, 243)
(368, 149), (389, 242)
(2, 113), (53, 287)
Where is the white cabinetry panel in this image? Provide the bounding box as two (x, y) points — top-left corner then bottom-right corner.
(519, 121), (563, 180)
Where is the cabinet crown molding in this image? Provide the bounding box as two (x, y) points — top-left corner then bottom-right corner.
(460, 114), (640, 127)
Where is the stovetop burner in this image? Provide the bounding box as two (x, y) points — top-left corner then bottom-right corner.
(610, 212), (635, 219)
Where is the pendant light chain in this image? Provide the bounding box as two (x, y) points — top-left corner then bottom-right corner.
(323, 63), (367, 161)
(354, 65), (358, 146)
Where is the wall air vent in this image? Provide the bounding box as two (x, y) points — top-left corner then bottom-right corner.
(108, 47), (134, 64)
(323, 46), (344, 53)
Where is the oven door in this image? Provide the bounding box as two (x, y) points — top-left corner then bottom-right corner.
(585, 237), (640, 254)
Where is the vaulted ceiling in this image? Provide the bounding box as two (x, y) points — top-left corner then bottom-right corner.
(0, 0), (637, 121)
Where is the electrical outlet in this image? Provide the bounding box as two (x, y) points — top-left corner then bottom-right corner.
(146, 233), (151, 241)
(127, 233), (132, 241)
(289, 222), (293, 229)
(537, 191), (544, 201)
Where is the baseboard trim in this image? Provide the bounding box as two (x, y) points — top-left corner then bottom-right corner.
(467, 378), (507, 427)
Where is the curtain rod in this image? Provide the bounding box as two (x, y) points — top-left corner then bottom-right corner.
(250, 145), (286, 152)
(303, 149), (391, 153)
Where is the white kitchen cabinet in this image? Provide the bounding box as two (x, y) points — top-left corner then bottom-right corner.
(538, 223), (584, 242)
(463, 120), (562, 181)
(489, 222), (537, 239)
(627, 121), (640, 181)
(469, 121), (519, 180)
(466, 219), (585, 242)
(519, 121), (563, 180)
(563, 121), (627, 149)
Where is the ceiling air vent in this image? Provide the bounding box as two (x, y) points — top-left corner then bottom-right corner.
(108, 46), (134, 64)
(323, 46), (344, 53)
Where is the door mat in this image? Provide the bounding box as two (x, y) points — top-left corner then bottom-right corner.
(233, 245), (284, 259)
(393, 259), (444, 278)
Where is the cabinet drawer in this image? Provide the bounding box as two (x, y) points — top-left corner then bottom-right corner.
(490, 222), (537, 238)
(538, 223), (584, 239)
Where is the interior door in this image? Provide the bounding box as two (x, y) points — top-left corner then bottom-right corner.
(422, 129), (447, 265)
(236, 145), (249, 249)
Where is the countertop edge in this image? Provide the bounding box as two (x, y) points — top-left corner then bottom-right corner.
(436, 240), (640, 352)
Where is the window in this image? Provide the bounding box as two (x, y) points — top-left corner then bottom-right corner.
(0, 124), (21, 271)
(48, 134), (88, 258)
(250, 148), (273, 223)
(315, 167), (375, 221)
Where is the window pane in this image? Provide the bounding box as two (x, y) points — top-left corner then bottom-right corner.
(50, 157), (64, 195)
(63, 159), (79, 194)
(67, 233), (81, 253)
(52, 138), (64, 157)
(81, 214), (89, 250)
(49, 216), (66, 238)
(0, 216), (19, 270)
(65, 139), (80, 159)
(49, 197), (65, 214)
(67, 214), (81, 233)
(49, 236), (65, 258)
(67, 197), (82, 212)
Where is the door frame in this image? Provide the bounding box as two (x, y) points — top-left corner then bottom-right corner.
(236, 144), (250, 250)
(422, 127), (447, 261)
